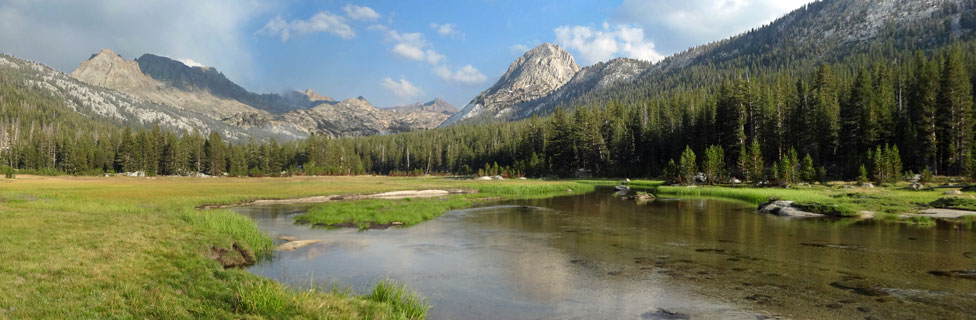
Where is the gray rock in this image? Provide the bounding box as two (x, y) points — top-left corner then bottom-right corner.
(861, 183), (875, 188)
(911, 182), (923, 190)
(944, 190), (963, 195)
(758, 200), (825, 218)
(441, 43), (581, 125)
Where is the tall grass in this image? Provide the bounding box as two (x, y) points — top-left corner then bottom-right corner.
(235, 278), (429, 320)
(297, 180), (610, 229)
(183, 208), (274, 253)
(367, 279), (430, 320)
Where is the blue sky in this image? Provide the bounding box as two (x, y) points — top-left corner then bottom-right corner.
(0, 0), (812, 109)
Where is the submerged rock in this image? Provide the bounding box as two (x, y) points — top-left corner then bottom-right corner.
(928, 270), (976, 279)
(275, 240), (323, 251)
(640, 308), (690, 320)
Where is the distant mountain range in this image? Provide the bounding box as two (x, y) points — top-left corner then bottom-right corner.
(3, 0), (973, 140)
(67, 49), (455, 139)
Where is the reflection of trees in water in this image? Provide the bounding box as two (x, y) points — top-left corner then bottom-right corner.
(469, 194), (976, 317)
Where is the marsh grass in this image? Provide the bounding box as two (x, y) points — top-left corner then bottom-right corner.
(0, 175), (601, 318)
(296, 180), (609, 229)
(635, 179), (968, 220)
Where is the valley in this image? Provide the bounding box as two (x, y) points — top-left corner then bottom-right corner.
(1, 0), (976, 319)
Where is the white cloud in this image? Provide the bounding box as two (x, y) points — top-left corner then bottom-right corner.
(613, 0), (813, 52)
(429, 22), (463, 39)
(369, 25), (443, 65)
(381, 77), (424, 98)
(0, 0), (267, 84)
(424, 50), (445, 64)
(391, 43), (425, 60)
(434, 64), (486, 84)
(343, 4), (380, 21)
(259, 12), (355, 42)
(554, 23), (663, 65)
(178, 58), (206, 68)
(369, 25), (482, 85)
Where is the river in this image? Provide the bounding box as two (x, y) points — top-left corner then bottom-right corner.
(232, 190), (976, 319)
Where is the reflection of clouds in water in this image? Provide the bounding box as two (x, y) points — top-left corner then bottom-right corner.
(287, 240), (371, 260)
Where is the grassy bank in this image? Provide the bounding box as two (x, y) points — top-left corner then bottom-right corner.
(296, 180), (606, 229)
(634, 179), (975, 221)
(0, 175), (605, 319)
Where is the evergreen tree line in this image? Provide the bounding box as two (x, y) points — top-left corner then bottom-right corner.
(1, 44), (975, 181)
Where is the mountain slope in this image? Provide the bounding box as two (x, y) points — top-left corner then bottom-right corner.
(135, 54), (308, 114)
(69, 50), (454, 138)
(551, 0), (976, 115)
(1, 53), (305, 142)
(71, 49), (268, 120)
(281, 97), (456, 137)
(450, 0), (976, 124)
(441, 43), (580, 125)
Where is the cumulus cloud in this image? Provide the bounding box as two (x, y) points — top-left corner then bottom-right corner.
(434, 65), (486, 84)
(369, 25), (443, 64)
(381, 77), (424, 98)
(344, 4), (380, 21)
(613, 0), (813, 52)
(0, 0), (265, 82)
(259, 12), (355, 42)
(429, 22), (463, 39)
(554, 23), (663, 65)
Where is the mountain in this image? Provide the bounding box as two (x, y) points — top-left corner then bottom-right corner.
(71, 49), (270, 120)
(391, 98), (457, 115)
(70, 49), (453, 138)
(447, 0), (976, 125)
(1, 53), (306, 142)
(280, 97), (455, 137)
(441, 43), (580, 126)
(516, 57), (653, 118)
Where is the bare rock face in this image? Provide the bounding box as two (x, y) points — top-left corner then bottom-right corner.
(71, 49), (271, 120)
(301, 88), (333, 102)
(70, 49), (453, 139)
(280, 97), (455, 137)
(520, 57), (653, 117)
(442, 43), (580, 125)
(392, 98), (457, 115)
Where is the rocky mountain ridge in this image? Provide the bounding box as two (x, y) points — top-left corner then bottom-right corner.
(1, 53), (306, 142)
(441, 43), (581, 125)
(69, 49), (454, 138)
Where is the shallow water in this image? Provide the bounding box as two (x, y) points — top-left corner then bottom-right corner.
(233, 191), (976, 319)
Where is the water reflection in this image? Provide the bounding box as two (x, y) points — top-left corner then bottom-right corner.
(234, 191), (976, 319)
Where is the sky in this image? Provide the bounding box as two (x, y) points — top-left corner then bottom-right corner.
(0, 0), (813, 109)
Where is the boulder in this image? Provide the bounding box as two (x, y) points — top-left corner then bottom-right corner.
(693, 172), (707, 184)
(861, 183), (874, 188)
(729, 177), (742, 184)
(757, 200), (825, 218)
(615, 185), (630, 191)
(475, 176), (493, 181)
(492, 175), (504, 180)
(944, 190), (963, 195)
(911, 183), (923, 191)
(623, 178), (631, 183)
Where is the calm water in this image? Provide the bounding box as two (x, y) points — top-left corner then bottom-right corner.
(233, 190), (976, 319)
